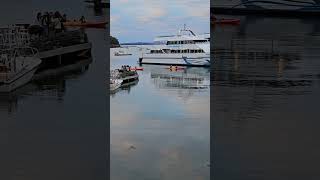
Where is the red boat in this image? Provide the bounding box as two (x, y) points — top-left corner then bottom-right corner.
(63, 21), (108, 28)
(129, 67), (144, 71)
(212, 19), (240, 25)
(166, 67), (186, 71)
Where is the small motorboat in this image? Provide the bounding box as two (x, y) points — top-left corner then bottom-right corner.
(111, 66), (139, 84)
(63, 21), (108, 28)
(211, 18), (240, 25)
(110, 79), (123, 92)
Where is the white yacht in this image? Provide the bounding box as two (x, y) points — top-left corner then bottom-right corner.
(0, 47), (41, 92)
(139, 26), (210, 67)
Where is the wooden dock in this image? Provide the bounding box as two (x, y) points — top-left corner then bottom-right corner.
(28, 30), (93, 71)
(38, 42), (92, 59)
(33, 58), (92, 80)
(30, 30), (91, 59)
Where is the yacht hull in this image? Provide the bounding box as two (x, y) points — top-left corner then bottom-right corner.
(140, 53), (210, 67)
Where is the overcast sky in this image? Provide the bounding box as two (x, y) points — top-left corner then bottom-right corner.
(110, 0), (209, 43)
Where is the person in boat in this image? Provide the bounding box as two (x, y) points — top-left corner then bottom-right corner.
(79, 16), (86, 23)
(211, 14), (217, 21)
(35, 12), (42, 26)
(62, 14), (67, 22)
(28, 12), (45, 38)
(53, 12), (62, 34)
(60, 13), (67, 32)
(43, 12), (52, 36)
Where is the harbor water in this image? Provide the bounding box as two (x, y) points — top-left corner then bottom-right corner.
(0, 1), (108, 179)
(110, 47), (210, 180)
(212, 15), (320, 179)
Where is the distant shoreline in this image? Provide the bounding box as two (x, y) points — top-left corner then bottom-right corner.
(120, 42), (160, 45)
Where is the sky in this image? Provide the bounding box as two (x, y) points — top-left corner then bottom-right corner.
(110, 0), (210, 43)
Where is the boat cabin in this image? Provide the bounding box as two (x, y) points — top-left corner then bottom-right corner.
(150, 49), (205, 54)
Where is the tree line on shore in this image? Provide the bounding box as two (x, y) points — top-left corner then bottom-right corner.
(111, 36), (120, 47)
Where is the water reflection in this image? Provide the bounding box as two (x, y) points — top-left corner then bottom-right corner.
(212, 15), (320, 179)
(0, 1), (108, 179)
(111, 47), (210, 180)
(0, 58), (91, 114)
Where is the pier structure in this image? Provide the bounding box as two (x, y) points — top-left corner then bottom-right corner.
(29, 29), (92, 72)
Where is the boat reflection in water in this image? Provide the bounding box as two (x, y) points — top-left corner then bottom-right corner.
(150, 67), (210, 89)
(212, 14), (320, 179)
(0, 58), (92, 114)
(142, 65), (210, 101)
(111, 56), (210, 180)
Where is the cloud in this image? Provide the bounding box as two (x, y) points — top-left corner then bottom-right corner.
(136, 8), (167, 23)
(110, 0), (209, 42)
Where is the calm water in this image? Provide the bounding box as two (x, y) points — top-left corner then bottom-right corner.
(1, 1), (108, 179)
(110, 47), (210, 180)
(212, 15), (320, 179)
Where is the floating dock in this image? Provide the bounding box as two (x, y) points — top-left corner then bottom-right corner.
(29, 30), (92, 71)
(38, 43), (92, 59)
